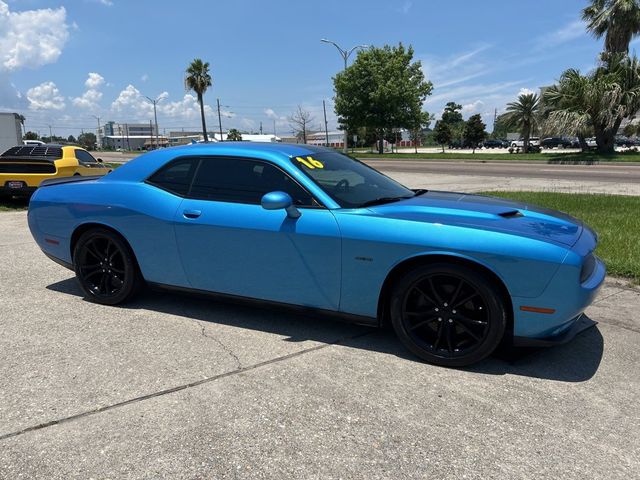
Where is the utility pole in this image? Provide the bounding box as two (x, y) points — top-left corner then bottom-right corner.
(92, 115), (101, 149)
(321, 38), (369, 153)
(48, 125), (53, 142)
(493, 108), (498, 134)
(149, 120), (153, 150)
(217, 98), (224, 142)
(323, 100), (329, 147)
(144, 95), (163, 149)
(259, 121), (263, 135)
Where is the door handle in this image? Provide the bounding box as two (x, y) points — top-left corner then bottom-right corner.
(183, 209), (202, 219)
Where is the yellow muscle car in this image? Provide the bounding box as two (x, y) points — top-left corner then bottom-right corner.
(0, 144), (111, 197)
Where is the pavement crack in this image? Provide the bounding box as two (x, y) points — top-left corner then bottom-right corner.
(198, 322), (242, 370)
(0, 330), (373, 443)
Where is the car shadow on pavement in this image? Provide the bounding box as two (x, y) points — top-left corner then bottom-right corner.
(47, 278), (603, 383)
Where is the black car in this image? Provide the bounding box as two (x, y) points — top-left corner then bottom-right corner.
(540, 137), (573, 149)
(482, 139), (507, 148)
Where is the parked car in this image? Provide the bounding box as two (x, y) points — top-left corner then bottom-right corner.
(615, 136), (635, 147)
(482, 139), (507, 149)
(510, 137), (540, 148)
(0, 144), (111, 198)
(28, 143), (605, 367)
(540, 137), (573, 149)
(23, 140), (45, 146)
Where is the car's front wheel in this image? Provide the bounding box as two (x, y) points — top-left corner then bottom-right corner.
(73, 228), (142, 305)
(390, 263), (506, 367)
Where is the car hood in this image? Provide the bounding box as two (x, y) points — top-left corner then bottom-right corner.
(366, 191), (583, 247)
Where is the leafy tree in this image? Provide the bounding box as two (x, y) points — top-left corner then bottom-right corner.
(441, 102), (463, 125)
(226, 128), (242, 141)
(432, 121), (452, 153)
(334, 43), (433, 154)
(383, 129), (399, 152)
(409, 111), (434, 153)
(67, 135), (77, 143)
(491, 114), (511, 139)
(289, 105), (314, 143)
(583, 0), (640, 57)
(78, 132), (97, 150)
(185, 58), (213, 142)
(544, 56), (640, 153)
(503, 93), (540, 152)
(23, 131), (39, 140)
(463, 114), (487, 153)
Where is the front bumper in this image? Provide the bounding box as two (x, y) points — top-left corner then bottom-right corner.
(512, 254), (606, 340)
(513, 314), (597, 347)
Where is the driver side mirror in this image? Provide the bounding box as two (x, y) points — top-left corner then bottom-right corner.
(97, 158), (103, 163)
(261, 191), (301, 219)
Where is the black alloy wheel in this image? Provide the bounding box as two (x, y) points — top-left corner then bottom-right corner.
(73, 228), (141, 305)
(390, 263), (506, 367)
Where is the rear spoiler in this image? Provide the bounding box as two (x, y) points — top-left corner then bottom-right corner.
(0, 156), (56, 163)
(39, 176), (103, 187)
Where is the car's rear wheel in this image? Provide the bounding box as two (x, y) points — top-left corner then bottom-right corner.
(390, 263), (506, 367)
(73, 228), (141, 305)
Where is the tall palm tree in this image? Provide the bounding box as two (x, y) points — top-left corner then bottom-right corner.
(544, 56), (640, 153)
(185, 58), (212, 142)
(503, 93), (540, 152)
(582, 0), (640, 56)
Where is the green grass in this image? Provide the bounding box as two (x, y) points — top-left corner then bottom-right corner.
(354, 151), (640, 163)
(483, 191), (640, 282)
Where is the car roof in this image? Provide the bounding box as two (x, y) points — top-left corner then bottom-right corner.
(105, 142), (337, 182)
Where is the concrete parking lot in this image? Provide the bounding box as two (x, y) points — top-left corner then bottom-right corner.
(1, 207), (639, 478)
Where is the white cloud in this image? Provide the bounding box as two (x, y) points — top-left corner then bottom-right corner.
(534, 20), (586, 50)
(26, 81), (65, 110)
(140, 73), (149, 82)
(461, 100), (485, 116)
(85, 72), (104, 89)
(72, 88), (102, 109)
(264, 107), (289, 127)
(0, 1), (70, 72)
(111, 84), (222, 121)
(518, 87), (536, 96)
(71, 72), (105, 109)
(96, 0), (114, 6)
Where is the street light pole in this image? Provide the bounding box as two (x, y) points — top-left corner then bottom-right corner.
(321, 38), (369, 153)
(92, 115), (101, 149)
(144, 95), (163, 149)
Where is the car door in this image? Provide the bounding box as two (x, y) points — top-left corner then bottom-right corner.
(173, 156), (342, 310)
(74, 149), (102, 175)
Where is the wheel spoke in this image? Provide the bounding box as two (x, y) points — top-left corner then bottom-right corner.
(427, 277), (443, 305)
(452, 292), (479, 309)
(449, 279), (464, 306)
(445, 322), (454, 352)
(413, 286), (437, 306)
(455, 313), (488, 326)
(84, 269), (103, 280)
(85, 243), (103, 261)
(409, 316), (438, 331)
(457, 322), (481, 341)
(433, 320), (445, 350)
(111, 266), (125, 275)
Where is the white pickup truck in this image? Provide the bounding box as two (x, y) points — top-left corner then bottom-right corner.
(510, 137), (540, 148)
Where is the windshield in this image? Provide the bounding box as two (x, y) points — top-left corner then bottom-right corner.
(290, 151), (415, 208)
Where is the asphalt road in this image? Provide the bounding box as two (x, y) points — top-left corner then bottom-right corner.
(1, 210), (639, 479)
(363, 158), (640, 184)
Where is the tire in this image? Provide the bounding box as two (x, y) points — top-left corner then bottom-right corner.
(73, 228), (142, 305)
(390, 263), (506, 367)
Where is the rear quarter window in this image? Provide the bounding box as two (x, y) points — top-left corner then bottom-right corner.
(146, 158), (199, 196)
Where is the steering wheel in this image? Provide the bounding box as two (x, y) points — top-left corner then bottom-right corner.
(335, 178), (350, 193)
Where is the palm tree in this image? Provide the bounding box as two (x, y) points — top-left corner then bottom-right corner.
(185, 58), (212, 142)
(503, 93), (540, 153)
(227, 128), (242, 141)
(544, 56), (640, 153)
(582, 0), (640, 56)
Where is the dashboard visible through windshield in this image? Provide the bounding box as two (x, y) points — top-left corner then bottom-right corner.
(290, 151), (416, 208)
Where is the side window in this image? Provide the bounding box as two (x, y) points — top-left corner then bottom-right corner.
(190, 157), (314, 206)
(75, 149), (97, 164)
(147, 158), (199, 196)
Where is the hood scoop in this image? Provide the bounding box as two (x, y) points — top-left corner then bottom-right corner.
(497, 209), (524, 218)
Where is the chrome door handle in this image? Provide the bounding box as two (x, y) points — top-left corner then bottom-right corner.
(183, 209), (202, 219)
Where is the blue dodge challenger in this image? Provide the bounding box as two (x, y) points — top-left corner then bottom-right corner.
(28, 143), (605, 366)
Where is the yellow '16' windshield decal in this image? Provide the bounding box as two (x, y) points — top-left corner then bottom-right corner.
(296, 156), (324, 169)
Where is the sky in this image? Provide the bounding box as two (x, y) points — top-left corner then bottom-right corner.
(0, 0), (615, 138)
